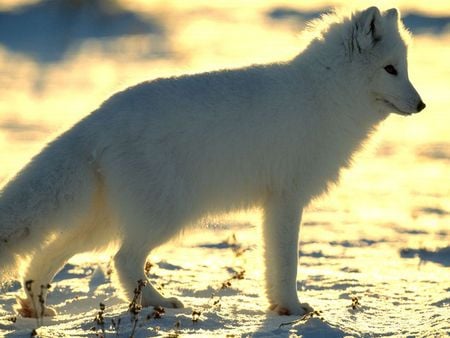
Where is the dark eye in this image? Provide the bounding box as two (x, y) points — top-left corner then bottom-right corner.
(384, 65), (398, 75)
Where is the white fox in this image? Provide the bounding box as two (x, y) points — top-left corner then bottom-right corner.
(0, 6), (424, 317)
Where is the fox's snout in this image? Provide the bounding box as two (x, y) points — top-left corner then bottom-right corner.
(416, 100), (426, 112)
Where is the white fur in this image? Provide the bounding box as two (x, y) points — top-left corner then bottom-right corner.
(0, 7), (424, 317)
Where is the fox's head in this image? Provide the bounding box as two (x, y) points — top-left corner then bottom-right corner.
(350, 7), (425, 116)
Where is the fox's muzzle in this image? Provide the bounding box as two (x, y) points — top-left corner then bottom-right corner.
(416, 100), (426, 112)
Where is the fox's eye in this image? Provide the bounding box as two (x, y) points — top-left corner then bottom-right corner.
(384, 65), (398, 75)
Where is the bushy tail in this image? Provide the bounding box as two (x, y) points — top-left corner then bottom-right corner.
(0, 134), (96, 281)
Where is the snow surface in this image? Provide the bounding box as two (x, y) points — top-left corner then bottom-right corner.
(0, 1), (449, 337)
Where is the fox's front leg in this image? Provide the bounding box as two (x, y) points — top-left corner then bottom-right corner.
(262, 193), (313, 316)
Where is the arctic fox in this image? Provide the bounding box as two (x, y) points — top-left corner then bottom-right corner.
(0, 6), (424, 317)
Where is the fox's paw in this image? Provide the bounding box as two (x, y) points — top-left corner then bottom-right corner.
(160, 297), (184, 309)
(143, 296), (184, 309)
(269, 302), (313, 316)
(16, 297), (57, 318)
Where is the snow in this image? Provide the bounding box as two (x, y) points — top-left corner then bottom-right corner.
(0, 1), (449, 337)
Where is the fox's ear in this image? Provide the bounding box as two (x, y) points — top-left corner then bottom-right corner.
(386, 8), (399, 21)
(354, 6), (383, 52)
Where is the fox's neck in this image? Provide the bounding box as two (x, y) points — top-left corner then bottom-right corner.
(291, 39), (388, 133)
(278, 44), (389, 183)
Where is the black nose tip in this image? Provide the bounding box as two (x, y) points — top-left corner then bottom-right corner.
(417, 100), (426, 112)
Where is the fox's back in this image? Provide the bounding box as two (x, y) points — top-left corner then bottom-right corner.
(74, 64), (305, 217)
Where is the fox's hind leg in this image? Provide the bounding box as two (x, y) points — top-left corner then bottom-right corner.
(18, 235), (83, 318)
(113, 239), (184, 309)
(105, 160), (185, 309)
(18, 218), (112, 317)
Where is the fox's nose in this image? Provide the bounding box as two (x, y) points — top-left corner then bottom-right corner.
(417, 100), (426, 112)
